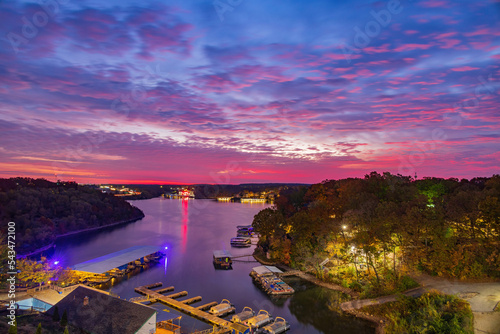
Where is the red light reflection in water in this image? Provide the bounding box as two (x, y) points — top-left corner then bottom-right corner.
(181, 198), (189, 253)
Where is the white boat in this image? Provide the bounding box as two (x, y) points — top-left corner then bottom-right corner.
(230, 237), (252, 247)
(244, 309), (273, 329)
(237, 225), (254, 236)
(261, 317), (290, 334)
(208, 299), (236, 316)
(236, 225), (252, 230)
(231, 306), (255, 323)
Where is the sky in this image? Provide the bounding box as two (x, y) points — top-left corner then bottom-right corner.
(0, 0), (499, 184)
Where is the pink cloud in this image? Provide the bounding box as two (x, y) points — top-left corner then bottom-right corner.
(363, 44), (391, 54)
(450, 66), (480, 72)
(439, 39), (461, 49)
(394, 43), (433, 52)
(420, 1), (451, 8)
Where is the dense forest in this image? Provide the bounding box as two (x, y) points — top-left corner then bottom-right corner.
(0, 178), (145, 255)
(252, 172), (500, 288)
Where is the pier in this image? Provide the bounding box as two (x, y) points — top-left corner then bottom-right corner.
(134, 283), (251, 334)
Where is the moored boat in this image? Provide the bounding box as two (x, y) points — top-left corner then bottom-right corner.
(231, 306), (255, 323)
(208, 299), (236, 316)
(244, 309), (273, 329)
(261, 317), (290, 334)
(230, 237), (252, 247)
(236, 225), (254, 237)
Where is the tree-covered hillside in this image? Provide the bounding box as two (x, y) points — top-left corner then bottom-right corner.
(253, 172), (500, 288)
(0, 178), (144, 255)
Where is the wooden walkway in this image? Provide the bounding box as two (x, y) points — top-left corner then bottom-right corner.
(278, 270), (301, 277)
(134, 283), (250, 334)
(340, 287), (425, 311)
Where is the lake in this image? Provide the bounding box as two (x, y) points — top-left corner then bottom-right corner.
(50, 198), (375, 334)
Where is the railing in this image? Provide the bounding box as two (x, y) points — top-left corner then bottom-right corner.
(157, 321), (181, 331)
(190, 328), (229, 334)
(27, 283), (82, 295)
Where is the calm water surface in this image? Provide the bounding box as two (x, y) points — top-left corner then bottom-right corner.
(51, 198), (375, 334)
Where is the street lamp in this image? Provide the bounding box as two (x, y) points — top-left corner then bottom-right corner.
(342, 225), (347, 230)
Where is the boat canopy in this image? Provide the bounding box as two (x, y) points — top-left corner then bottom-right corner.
(213, 250), (232, 258)
(252, 265), (283, 275)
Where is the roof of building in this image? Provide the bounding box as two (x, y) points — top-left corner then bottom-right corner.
(47, 286), (156, 334)
(72, 245), (161, 274)
(213, 250), (232, 258)
(252, 266), (283, 275)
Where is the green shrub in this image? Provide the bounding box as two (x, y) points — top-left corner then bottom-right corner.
(52, 305), (60, 322)
(362, 291), (474, 334)
(349, 281), (362, 292)
(60, 310), (68, 327)
(397, 275), (419, 291)
(8, 320), (17, 334)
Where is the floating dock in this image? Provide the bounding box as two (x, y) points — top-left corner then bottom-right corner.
(250, 266), (294, 295)
(134, 283), (251, 334)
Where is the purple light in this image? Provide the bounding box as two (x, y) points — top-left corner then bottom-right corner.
(164, 246), (168, 250)
(54, 261), (60, 265)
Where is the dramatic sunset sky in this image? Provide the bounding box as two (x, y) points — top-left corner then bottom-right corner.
(0, 0), (499, 184)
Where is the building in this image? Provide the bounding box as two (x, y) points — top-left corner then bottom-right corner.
(47, 285), (157, 334)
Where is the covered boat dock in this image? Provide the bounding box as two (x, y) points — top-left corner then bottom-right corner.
(72, 245), (163, 275)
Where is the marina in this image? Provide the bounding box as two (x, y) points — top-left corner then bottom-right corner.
(134, 282), (251, 334)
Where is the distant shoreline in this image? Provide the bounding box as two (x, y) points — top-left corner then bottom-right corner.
(18, 215), (145, 258)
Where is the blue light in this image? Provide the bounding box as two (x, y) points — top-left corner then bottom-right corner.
(54, 261), (60, 265)
(164, 246), (168, 250)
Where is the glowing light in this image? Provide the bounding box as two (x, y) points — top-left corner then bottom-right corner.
(342, 225), (347, 230)
(165, 246), (168, 250)
(54, 261), (60, 265)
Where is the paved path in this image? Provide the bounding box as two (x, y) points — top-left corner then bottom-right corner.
(413, 273), (500, 313)
(412, 273), (500, 334)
